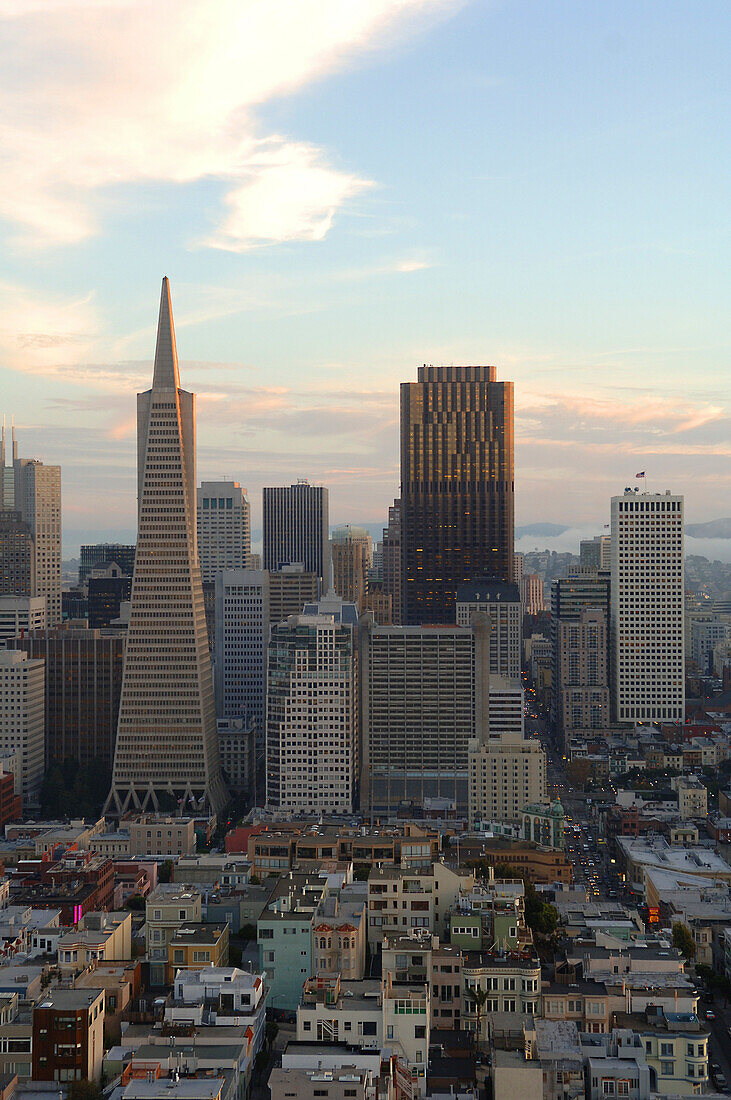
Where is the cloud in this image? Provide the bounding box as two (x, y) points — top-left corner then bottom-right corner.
(0, 0), (456, 249)
(518, 392), (725, 435)
(0, 282), (98, 374)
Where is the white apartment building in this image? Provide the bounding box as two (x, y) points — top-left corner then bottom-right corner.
(214, 570), (269, 738)
(456, 580), (522, 678)
(197, 481), (251, 583)
(0, 597), (46, 648)
(266, 612), (357, 814)
(0, 649), (44, 805)
(611, 490), (684, 723)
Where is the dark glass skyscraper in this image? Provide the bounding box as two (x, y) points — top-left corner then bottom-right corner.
(400, 365), (514, 625)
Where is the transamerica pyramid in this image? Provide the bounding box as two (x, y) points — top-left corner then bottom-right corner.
(106, 278), (228, 816)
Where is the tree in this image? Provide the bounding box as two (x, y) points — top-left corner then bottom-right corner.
(465, 986), (489, 1046)
(525, 882), (558, 937)
(159, 860), (174, 884)
(125, 895), (146, 911)
(672, 922), (696, 960)
(68, 1081), (102, 1100)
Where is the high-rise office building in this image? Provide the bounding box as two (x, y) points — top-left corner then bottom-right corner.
(331, 524), (372, 611)
(0, 421), (17, 509)
(513, 552), (524, 587)
(266, 602), (358, 815)
(550, 570), (610, 743)
(456, 579), (522, 678)
(580, 535), (611, 571)
(79, 544), (135, 585)
(555, 608), (610, 743)
(267, 564), (320, 625)
(691, 618), (730, 673)
(0, 596), (46, 648)
(263, 480), (329, 588)
(520, 573), (545, 615)
(611, 489), (685, 723)
(107, 278), (227, 815)
(215, 569), (269, 733)
(360, 618), (491, 815)
(197, 481), (251, 583)
(0, 649), (45, 806)
(0, 512), (34, 597)
(9, 625), (124, 768)
(382, 500), (402, 626)
(8, 452), (62, 625)
(400, 365), (514, 624)
(468, 729), (546, 828)
(87, 563), (132, 629)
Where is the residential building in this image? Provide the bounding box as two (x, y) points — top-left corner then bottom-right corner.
(170, 967), (266, 1060)
(106, 278), (228, 816)
(331, 525), (372, 611)
(266, 609), (358, 815)
(455, 836), (573, 884)
(462, 949), (541, 1041)
(79, 543), (135, 584)
(366, 862), (473, 946)
(313, 893), (367, 980)
(128, 815), (196, 856)
(671, 776), (708, 820)
(0, 650), (44, 805)
(269, 1065), (374, 1100)
(611, 1006), (709, 1095)
(167, 922), (229, 983)
(468, 734), (546, 828)
(197, 481), (251, 584)
(57, 910), (132, 969)
(541, 979), (609, 1033)
(360, 617), (490, 816)
(257, 873), (328, 1011)
(145, 883), (203, 987)
(611, 490), (685, 723)
(0, 596), (45, 648)
(8, 624), (124, 768)
(32, 988), (105, 1083)
(263, 480), (330, 588)
(400, 364), (514, 624)
(456, 579), (521, 677)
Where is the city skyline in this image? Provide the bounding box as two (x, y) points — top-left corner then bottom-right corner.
(0, 1), (728, 555)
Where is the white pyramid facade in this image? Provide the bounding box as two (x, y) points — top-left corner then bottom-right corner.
(107, 279), (228, 816)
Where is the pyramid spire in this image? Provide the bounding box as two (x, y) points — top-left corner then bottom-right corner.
(152, 276), (180, 390)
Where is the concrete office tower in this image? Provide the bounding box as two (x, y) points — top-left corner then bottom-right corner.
(266, 611), (357, 814)
(215, 569), (269, 733)
(550, 570), (610, 741)
(360, 617), (491, 815)
(0, 420), (18, 509)
(691, 618), (730, 674)
(400, 365), (514, 624)
(331, 524), (372, 611)
(382, 499), (402, 625)
(12, 453), (62, 625)
(580, 535), (611, 571)
(520, 573), (545, 615)
(87, 563), (132, 629)
(107, 278), (227, 816)
(263, 480), (329, 588)
(0, 596), (46, 648)
(513, 552), (524, 586)
(456, 579), (522, 678)
(0, 650), (45, 806)
(79, 544), (135, 585)
(9, 625), (124, 768)
(197, 481), (251, 583)
(0, 512), (34, 597)
(555, 608), (610, 743)
(268, 564), (319, 624)
(611, 489), (685, 723)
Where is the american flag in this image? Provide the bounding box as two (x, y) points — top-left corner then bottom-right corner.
(635, 471), (645, 479)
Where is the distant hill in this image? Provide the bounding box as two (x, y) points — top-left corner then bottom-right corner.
(515, 523), (570, 537)
(686, 518), (731, 539)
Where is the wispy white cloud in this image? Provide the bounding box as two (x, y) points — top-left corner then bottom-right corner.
(0, 0), (458, 249)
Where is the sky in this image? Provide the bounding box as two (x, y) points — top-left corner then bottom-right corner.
(0, 0), (729, 556)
